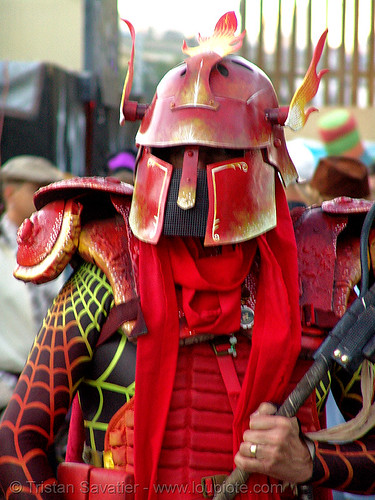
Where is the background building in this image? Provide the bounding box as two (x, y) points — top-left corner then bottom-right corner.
(1, 0), (375, 174)
(0, 0), (137, 176)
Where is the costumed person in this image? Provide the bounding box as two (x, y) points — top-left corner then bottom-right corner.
(1, 12), (375, 500)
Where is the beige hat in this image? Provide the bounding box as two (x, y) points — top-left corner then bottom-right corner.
(0, 155), (65, 185)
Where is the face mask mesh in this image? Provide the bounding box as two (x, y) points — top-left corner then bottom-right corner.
(162, 168), (209, 237)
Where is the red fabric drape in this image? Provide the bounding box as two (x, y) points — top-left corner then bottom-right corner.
(233, 180), (302, 499)
(134, 177), (301, 499)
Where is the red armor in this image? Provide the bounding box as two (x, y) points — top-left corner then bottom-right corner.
(0, 172), (370, 499)
(13, 178), (366, 499)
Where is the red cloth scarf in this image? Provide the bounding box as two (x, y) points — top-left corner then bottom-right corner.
(134, 178), (301, 499)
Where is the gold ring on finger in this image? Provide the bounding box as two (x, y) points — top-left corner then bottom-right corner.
(249, 443), (257, 458)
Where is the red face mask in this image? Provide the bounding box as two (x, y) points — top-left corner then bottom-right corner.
(129, 146), (277, 246)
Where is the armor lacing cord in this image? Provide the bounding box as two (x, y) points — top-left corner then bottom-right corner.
(306, 359), (375, 443)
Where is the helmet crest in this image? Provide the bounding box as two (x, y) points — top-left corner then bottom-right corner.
(182, 11), (245, 58)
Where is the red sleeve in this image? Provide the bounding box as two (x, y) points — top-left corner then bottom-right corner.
(311, 434), (375, 493)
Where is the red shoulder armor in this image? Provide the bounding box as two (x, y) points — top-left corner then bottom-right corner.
(292, 197), (375, 355)
(15, 177), (132, 288)
(14, 176), (144, 338)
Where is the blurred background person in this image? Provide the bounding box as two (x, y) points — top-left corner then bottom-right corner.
(317, 108), (374, 171)
(286, 108), (373, 209)
(317, 108), (375, 200)
(105, 149), (136, 185)
(286, 155), (370, 209)
(286, 122), (374, 500)
(0, 155), (65, 411)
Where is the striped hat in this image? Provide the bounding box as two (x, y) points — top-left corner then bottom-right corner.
(317, 109), (372, 167)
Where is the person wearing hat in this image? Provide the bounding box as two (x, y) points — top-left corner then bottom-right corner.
(309, 155), (370, 200)
(0, 155), (65, 411)
(106, 149), (137, 185)
(287, 155), (371, 209)
(286, 109), (373, 209)
(317, 109), (374, 169)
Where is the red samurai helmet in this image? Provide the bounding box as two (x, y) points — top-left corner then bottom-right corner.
(120, 12), (328, 245)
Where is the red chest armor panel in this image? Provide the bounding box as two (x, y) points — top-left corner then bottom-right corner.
(157, 341), (323, 498)
(105, 337), (323, 499)
(158, 338), (249, 489)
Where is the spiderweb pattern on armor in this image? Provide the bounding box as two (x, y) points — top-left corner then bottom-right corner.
(315, 370), (331, 415)
(331, 364), (365, 416)
(0, 262), (117, 498)
(81, 330), (135, 451)
(313, 362), (375, 492)
(314, 436), (375, 493)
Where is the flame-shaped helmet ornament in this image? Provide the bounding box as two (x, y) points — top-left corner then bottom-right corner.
(121, 12), (328, 245)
